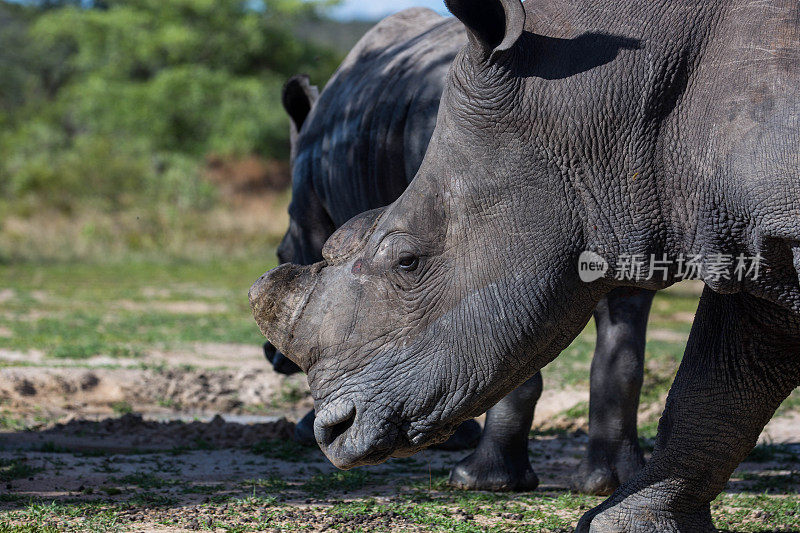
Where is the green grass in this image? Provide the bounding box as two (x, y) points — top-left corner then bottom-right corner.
(0, 484), (798, 532)
(0, 260), (695, 388)
(0, 260), (276, 359)
(36, 442), (68, 454)
(112, 471), (173, 490)
(271, 380), (308, 407)
(0, 499), (137, 531)
(246, 476), (289, 492)
(319, 491), (800, 533)
(543, 286), (695, 392)
(3, 263), (800, 531)
(301, 470), (373, 497)
(0, 414), (27, 432)
(0, 309), (261, 357)
(323, 491), (602, 532)
(562, 401), (590, 420)
(251, 439), (314, 462)
(110, 402), (133, 415)
(776, 389), (800, 417)
(713, 493), (800, 532)
(182, 483), (228, 494)
(0, 459), (43, 483)
(0, 524), (59, 533)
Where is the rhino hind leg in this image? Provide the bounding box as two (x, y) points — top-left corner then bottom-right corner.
(577, 288), (800, 532)
(573, 288), (655, 495)
(449, 373), (543, 491)
(432, 419), (482, 451)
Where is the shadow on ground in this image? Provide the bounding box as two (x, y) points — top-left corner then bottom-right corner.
(2, 415), (800, 532)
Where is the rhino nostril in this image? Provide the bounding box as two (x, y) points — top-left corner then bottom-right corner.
(328, 414), (354, 443)
(317, 405), (356, 448)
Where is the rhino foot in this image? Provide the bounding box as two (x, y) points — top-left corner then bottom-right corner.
(431, 419), (481, 451)
(448, 443), (538, 492)
(572, 441), (645, 496)
(572, 465), (619, 497)
(576, 497), (714, 533)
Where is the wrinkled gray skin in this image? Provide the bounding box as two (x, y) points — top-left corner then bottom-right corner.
(270, 8), (655, 494)
(252, 0), (800, 530)
(272, 10), (484, 455)
(272, 9), (523, 482)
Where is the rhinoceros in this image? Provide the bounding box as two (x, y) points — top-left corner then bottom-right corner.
(253, 0), (800, 525)
(272, 8), (487, 463)
(254, 0), (800, 524)
(268, 7), (658, 494)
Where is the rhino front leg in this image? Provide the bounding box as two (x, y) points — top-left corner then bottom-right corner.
(449, 373), (543, 491)
(577, 288), (800, 532)
(574, 288), (656, 495)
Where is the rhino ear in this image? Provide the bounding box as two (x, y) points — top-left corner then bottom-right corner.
(282, 75), (319, 132)
(445, 0), (526, 61)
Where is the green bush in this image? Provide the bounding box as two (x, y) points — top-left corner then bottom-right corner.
(0, 0), (342, 213)
(0, 127), (215, 213)
(60, 67), (289, 158)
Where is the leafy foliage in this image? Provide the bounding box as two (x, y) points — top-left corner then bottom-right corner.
(0, 0), (342, 214)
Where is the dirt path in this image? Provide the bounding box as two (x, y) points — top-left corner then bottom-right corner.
(2, 416), (799, 532)
(0, 344), (312, 427)
(3, 343), (800, 531)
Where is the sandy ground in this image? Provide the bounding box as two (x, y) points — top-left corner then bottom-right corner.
(3, 340), (799, 458)
(2, 342), (800, 531)
(0, 344), (312, 425)
(3, 419), (800, 532)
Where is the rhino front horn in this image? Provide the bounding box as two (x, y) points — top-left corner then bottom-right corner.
(249, 262), (324, 371)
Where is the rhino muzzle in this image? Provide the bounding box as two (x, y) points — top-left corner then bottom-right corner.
(249, 261), (325, 371)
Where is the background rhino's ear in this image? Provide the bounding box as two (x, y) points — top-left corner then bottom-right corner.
(282, 74), (319, 132)
(445, 0), (526, 61)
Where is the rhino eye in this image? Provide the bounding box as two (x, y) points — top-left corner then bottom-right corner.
(397, 253), (419, 272)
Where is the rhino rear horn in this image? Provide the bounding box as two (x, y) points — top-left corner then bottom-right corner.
(322, 208), (386, 265)
(445, 0), (526, 61)
(282, 74), (320, 132)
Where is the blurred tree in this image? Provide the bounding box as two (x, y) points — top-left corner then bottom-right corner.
(0, 3), (38, 113)
(32, 0), (339, 81)
(0, 0), (343, 211)
(29, 0), (340, 155)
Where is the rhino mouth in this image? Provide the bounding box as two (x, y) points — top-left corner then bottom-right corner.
(312, 390), (463, 469)
(314, 400), (409, 469)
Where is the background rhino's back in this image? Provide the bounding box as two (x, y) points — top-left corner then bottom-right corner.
(298, 8), (466, 227)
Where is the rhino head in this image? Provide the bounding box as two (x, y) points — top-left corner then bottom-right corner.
(251, 0), (635, 468)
